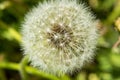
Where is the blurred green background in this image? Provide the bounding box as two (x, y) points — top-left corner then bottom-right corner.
(0, 0), (120, 80)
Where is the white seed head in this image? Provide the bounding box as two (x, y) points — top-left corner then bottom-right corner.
(21, 0), (99, 75)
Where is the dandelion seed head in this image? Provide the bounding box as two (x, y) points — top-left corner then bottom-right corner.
(22, 0), (99, 75)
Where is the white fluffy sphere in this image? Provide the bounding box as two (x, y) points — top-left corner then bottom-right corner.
(21, 0), (98, 75)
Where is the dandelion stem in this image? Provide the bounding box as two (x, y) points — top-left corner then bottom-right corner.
(20, 56), (29, 80)
(0, 61), (60, 80)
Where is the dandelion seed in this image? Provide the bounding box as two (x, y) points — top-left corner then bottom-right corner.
(46, 28), (51, 33)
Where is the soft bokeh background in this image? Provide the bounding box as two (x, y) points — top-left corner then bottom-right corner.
(0, 0), (120, 80)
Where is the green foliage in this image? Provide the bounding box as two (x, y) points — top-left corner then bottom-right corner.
(0, 0), (120, 80)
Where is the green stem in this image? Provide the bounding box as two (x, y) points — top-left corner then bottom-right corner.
(20, 56), (29, 80)
(0, 21), (21, 43)
(0, 61), (60, 80)
(104, 0), (120, 25)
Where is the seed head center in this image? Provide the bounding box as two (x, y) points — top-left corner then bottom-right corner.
(47, 24), (73, 50)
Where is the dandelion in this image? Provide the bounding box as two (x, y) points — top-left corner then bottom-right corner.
(21, 0), (98, 75)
